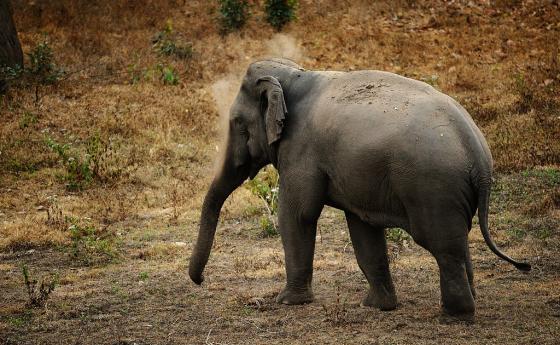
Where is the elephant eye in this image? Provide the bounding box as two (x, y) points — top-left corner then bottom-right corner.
(235, 121), (248, 135)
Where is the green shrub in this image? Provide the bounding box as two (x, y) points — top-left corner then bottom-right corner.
(139, 271), (149, 281)
(140, 63), (180, 86)
(218, 0), (250, 33)
(264, 0), (298, 30)
(0, 63), (23, 83)
(26, 40), (64, 84)
(46, 137), (93, 191)
(67, 218), (117, 265)
(245, 166), (279, 237)
(159, 64), (179, 85)
(386, 228), (410, 244)
(0, 40), (63, 89)
(152, 21), (193, 60)
(259, 216), (277, 237)
(46, 133), (111, 191)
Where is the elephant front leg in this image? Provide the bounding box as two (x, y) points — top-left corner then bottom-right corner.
(275, 187), (322, 305)
(345, 212), (397, 311)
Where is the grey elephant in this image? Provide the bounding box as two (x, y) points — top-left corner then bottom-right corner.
(189, 58), (530, 321)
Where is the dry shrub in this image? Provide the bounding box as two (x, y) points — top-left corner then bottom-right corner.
(21, 265), (58, 308)
(321, 285), (349, 326)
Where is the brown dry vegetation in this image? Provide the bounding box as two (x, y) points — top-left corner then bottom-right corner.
(0, 1), (559, 344)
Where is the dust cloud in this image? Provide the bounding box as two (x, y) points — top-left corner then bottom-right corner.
(209, 34), (304, 173)
(265, 33), (303, 61)
(210, 33), (304, 119)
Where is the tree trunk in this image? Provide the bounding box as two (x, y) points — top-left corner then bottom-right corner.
(0, 0), (23, 92)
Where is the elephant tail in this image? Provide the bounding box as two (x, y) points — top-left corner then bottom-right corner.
(477, 181), (531, 271)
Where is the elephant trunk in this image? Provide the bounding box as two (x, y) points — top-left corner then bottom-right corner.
(189, 163), (247, 285)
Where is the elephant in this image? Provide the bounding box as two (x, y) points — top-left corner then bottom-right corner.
(189, 58), (530, 321)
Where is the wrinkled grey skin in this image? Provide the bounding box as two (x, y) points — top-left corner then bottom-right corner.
(189, 58), (530, 320)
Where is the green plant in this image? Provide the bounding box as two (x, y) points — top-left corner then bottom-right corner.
(0, 39), (63, 92)
(218, 0), (250, 33)
(67, 217), (116, 265)
(245, 166), (279, 237)
(142, 64), (180, 86)
(45, 133), (112, 191)
(259, 217), (277, 237)
(159, 64), (179, 85)
(46, 137), (92, 191)
(21, 265), (58, 308)
(152, 20), (193, 59)
(26, 40), (64, 84)
(139, 272), (149, 281)
(0, 64), (23, 83)
(264, 0), (298, 30)
(386, 228), (411, 244)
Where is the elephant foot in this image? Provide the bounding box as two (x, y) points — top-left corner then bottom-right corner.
(440, 299), (475, 324)
(360, 287), (397, 311)
(276, 287), (314, 305)
(439, 309), (475, 324)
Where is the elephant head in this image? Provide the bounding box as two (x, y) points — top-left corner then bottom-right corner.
(189, 59), (299, 284)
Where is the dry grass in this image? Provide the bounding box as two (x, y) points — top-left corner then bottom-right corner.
(0, 1), (559, 344)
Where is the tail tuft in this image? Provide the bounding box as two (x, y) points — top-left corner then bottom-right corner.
(513, 262), (531, 272)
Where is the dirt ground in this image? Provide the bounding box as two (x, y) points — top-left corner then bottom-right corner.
(1, 1), (559, 344)
(1, 197), (559, 345)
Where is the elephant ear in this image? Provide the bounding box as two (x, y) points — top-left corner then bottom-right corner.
(257, 76), (287, 145)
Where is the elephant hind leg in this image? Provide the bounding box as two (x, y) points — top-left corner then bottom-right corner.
(406, 203), (475, 321)
(345, 212), (397, 311)
(428, 235), (475, 321)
